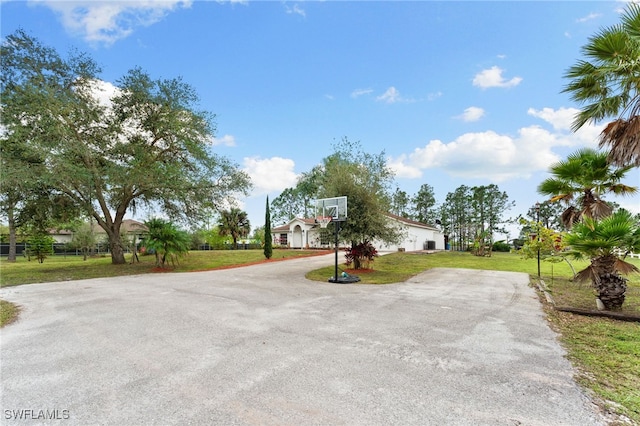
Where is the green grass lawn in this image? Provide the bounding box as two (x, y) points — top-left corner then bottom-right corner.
(0, 299), (20, 327)
(0, 249), (330, 287)
(1, 249), (638, 422)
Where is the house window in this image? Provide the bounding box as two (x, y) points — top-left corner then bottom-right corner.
(279, 233), (288, 246)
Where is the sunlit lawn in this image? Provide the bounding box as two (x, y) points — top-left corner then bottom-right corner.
(0, 249), (330, 287)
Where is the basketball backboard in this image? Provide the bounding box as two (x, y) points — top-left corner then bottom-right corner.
(314, 196), (347, 222)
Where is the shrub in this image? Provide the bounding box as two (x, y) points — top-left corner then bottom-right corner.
(345, 241), (378, 269)
(27, 234), (55, 263)
(492, 241), (511, 252)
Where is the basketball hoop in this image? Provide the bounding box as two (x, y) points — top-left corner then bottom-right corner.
(316, 216), (332, 228)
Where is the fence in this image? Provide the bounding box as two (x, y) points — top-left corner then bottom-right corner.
(0, 243), (110, 257)
(1, 242), (264, 257)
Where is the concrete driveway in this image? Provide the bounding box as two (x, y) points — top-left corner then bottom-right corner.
(1, 253), (605, 425)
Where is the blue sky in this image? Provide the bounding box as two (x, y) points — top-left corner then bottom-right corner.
(2, 0), (639, 239)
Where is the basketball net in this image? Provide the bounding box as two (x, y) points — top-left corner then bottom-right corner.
(316, 216), (332, 228)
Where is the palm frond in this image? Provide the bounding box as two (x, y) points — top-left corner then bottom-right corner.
(587, 199), (613, 221)
(574, 265), (598, 284)
(614, 258), (640, 276)
(599, 116), (640, 166)
(621, 3), (640, 40)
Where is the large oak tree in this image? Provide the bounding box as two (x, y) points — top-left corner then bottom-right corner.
(1, 30), (251, 264)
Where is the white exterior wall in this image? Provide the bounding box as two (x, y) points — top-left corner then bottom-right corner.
(375, 219), (444, 252)
(273, 216), (444, 251)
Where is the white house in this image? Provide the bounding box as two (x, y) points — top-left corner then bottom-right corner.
(271, 214), (445, 252)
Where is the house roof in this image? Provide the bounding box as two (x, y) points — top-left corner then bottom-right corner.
(272, 217), (318, 232)
(386, 213), (440, 231)
(49, 219), (148, 235)
(271, 215), (440, 232)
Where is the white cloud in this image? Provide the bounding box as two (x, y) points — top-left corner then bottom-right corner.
(285, 3), (306, 18)
(376, 86), (415, 104)
(457, 106), (485, 122)
(211, 134), (236, 146)
(31, 0), (192, 45)
(243, 156), (299, 194)
(390, 129), (557, 182)
(388, 106), (606, 182)
(351, 88), (373, 98)
(86, 79), (120, 107)
(387, 156), (422, 179)
(377, 87), (401, 103)
(427, 91), (442, 101)
(528, 106), (602, 147)
(472, 66), (522, 89)
(576, 12), (601, 23)
(527, 107), (576, 131)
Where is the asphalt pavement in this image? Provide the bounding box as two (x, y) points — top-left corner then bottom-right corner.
(0, 253), (606, 425)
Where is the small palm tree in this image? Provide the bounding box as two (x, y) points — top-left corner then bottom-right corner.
(563, 3), (640, 166)
(538, 148), (637, 228)
(564, 209), (640, 310)
(143, 218), (190, 268)
(218, 208), (250, 249)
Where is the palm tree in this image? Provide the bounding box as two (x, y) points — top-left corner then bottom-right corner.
(218, 208), (250, 249)
(563, 3), (640, 166)
(143, 218), (190, 268)
(564, 209), (640, 310)
(538, 148), (637, 228)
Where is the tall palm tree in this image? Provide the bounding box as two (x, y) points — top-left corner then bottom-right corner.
(563, 3), (640, 166)
(538, 148), (637, 228)
(218, 208), (251, 249)
(564, 209), (640, 310)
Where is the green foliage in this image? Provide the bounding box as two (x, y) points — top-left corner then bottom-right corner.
(143, 218), (190, 268)
(564, 209), (640, 309)
(491, 241), (511, 252)
(518, 219), (566, 262)
(205, 227), (232, 247)
(563, 2), (640, 166)
(565, 209), (640, 268)
(391, 188), (411, 218)
(440, 184), (513, 252)
(264, 196), (273, 259)
(68, 223), (97, 260)
(217, 208), (250, 248)
(319, 138), (401, 247)
(270, 167), (322, 225)
(26, 233), (55, 263)
(1, 30), (251, 265)
(524, 201), (567, 231)
(251, 225), (265, 245)
(538, 148), (637, 228)
(412, 183), (437, 224)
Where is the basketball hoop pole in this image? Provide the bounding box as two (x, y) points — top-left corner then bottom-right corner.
(332, 220), (340, 284)
(314, 196), (358, 283)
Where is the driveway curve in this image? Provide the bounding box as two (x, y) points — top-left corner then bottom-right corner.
(1, 254), (605, 425)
